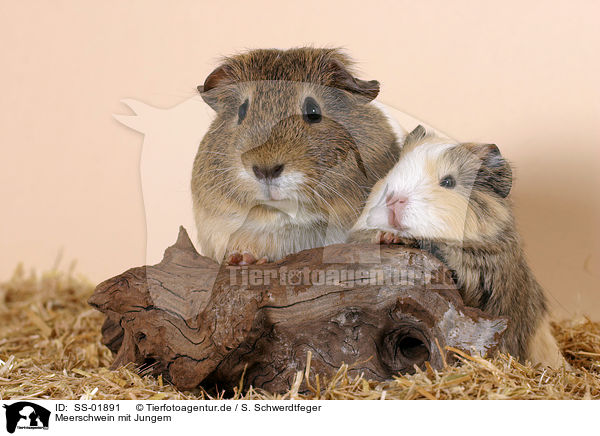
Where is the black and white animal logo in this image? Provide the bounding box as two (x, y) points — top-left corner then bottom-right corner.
(3, 402), (50, 433)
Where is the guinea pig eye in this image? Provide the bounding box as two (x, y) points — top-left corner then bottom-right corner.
(238, 99), (249, 124)
(439, 175), (456, 189)
(302, 97), (322, 124)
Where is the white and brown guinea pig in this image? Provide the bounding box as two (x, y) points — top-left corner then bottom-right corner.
(192, 48), (400, 265)
(349, 125), (566, 368)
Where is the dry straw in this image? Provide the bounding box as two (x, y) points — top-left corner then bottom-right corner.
(1, 265), (598, 400)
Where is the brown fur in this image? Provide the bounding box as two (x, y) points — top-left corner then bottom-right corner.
(191, 48), (400, 262)
(350, 127), (565, 367)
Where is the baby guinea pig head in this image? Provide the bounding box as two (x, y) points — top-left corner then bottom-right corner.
(192, 48), (398, 226)
(359, 125), (514, 243)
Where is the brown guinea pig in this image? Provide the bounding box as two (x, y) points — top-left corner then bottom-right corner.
(191, 48), (400, 264)
(349, 126), (566, 368)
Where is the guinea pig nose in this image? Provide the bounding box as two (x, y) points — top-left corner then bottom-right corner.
(253, 164), (285, 180)
(386, 194), (408, 207)
(386, 194), (409, 228)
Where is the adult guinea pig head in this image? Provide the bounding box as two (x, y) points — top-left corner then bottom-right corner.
(192, 48), (399, 228)
(358, 126), (514, 243)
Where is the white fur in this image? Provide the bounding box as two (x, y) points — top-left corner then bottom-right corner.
(353, 140), (474, 241)
(258, 171), (305, 201)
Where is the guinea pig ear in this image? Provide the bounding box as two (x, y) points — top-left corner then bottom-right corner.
(327, 59), (380, 101)
(197, 64), (234, 110)
(400, 125), (428, 152)
(406, 125), (427, 143)
(469, 144), (513, 198)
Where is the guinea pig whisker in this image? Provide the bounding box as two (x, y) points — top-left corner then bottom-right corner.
(297, 188), (331, 219)
(203, 176), (242, 199)
(301, 176), (348, 226)
(201, 168), (236, 175)
(307, 194), (343, 226)
(207, 118), (228, 133)
(297, 179), (333, 210)
(199, 150), (231, 157)
(200, 172), (235, 187)
(313, 178), (360, 216)
(321, 168), (365, 191)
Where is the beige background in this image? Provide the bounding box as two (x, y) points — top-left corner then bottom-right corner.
(0, 0), (598, 319)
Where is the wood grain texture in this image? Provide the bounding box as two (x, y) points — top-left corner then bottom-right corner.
(89, 227), (507, 393)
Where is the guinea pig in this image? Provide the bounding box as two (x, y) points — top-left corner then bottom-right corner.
(192, 48), (400, 265)
(349, 125), (566, 368)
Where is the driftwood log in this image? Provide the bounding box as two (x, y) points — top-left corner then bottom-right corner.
(89, 227), (507, 393)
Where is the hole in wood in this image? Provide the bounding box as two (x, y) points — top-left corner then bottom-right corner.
(380, 326), (431, 372)
(396, 334), (430, 363)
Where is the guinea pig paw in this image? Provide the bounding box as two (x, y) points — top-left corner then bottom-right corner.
(243, 253), (269, 265)
(379, 231), (402, 245)
(240, 252), (258, 265)
(226, 252), (244, 265)
(227, 251), (268, 265)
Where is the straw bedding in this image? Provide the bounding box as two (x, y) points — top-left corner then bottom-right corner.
(1, 265), (598, 400)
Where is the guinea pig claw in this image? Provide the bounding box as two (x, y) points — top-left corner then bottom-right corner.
(379, 231), (401, 245)
(226, 252), (268, 265)
(227, 252), (244, 265)
(240, 252), (257, 265)
(379, 231), (392, 244)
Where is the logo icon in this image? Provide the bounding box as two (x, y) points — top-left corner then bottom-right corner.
(2, 402), (50, 433)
